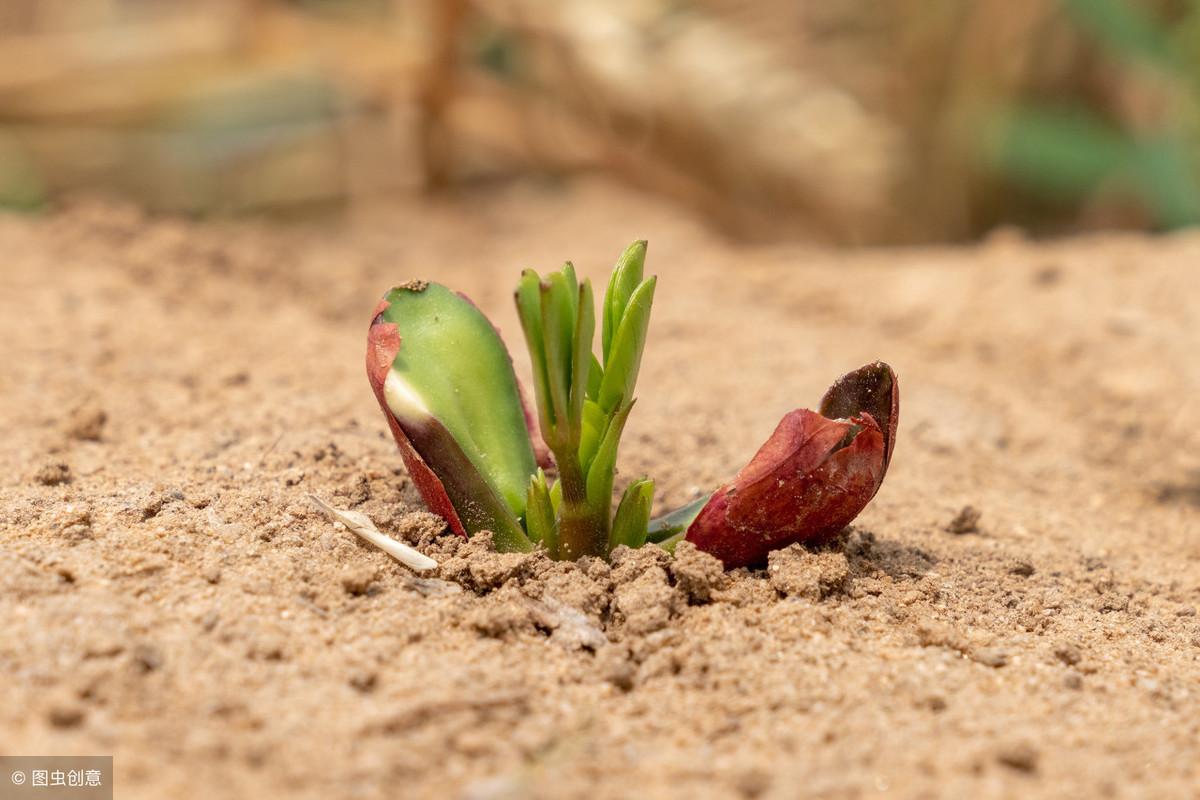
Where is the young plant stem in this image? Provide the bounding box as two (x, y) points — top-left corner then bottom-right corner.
(552, 452), (606, 559)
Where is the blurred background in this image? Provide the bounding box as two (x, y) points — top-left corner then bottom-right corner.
(2, 0), (1199, 244)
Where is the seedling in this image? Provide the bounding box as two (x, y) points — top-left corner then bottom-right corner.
(366, 242), (898, 568)
(515, 244), (656, 559)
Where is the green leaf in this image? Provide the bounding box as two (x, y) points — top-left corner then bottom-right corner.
(526, 469), (558, 557)
(578, 399), (607, 476)
(383, 409), (532, 551)
(380, 282), (537, 517)
(515, 270), (553, 440)
(994, 106), (1135, 196)
(646, 494), (711, 543)
(586, 354), (603, 401)
(562, 262), (580, 319)
(995, 106), (1200, 228)
(569, 280), (596, 441)
(610, 478), (654, 549)
(1064, 0), (1174, 69)
(597, 276), (656, 414)
(655, 530), (687, 554)
(585, 401), (634, 516)
(603, 240), (647, 364)
(378, 282), (536, 552)
(1130, 136), (1200, 228)
(539, 270), (577, 442)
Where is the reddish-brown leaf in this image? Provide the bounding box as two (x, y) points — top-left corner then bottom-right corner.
(685, 362), (898, 568)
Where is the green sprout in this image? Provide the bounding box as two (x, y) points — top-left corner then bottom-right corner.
(366, 241), (899, 568)
(515, 242), (656, 559)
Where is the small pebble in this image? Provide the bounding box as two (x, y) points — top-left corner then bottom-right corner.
(47, 706), (86, 729)
(974, 647), (1008, 668)
(996, 743), (1039, 773)
(921, 694), (948, 712)
(66, 406), (107, 441)
(1009, 561), (1035, 577)
(348, 671), (378, 693)
(1054, 642), (1082, 666)
(946, 506), (981, 535)
(34, 462), (72, 486)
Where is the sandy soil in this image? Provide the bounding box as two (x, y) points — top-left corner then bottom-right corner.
(2, 180), (1199, 799)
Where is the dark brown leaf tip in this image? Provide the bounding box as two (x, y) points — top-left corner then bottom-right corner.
(818, 361), (898, 477)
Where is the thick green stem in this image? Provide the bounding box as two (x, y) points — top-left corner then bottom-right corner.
(554, 453), (607, 559)
(557, 500), (606, 560)
(556, 454), (586, 505)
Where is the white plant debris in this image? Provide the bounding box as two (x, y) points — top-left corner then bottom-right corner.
(307, 494), (438, 572)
